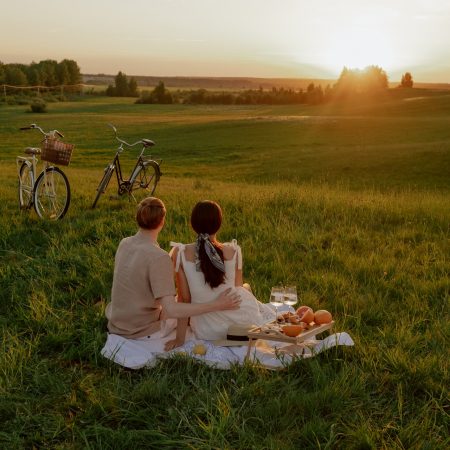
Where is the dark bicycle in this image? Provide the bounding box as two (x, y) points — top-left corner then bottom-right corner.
(92, 124), (162, 208)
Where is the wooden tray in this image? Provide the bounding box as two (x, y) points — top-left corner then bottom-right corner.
(245, 321), (334, 360)
(247, 321), (334, 344)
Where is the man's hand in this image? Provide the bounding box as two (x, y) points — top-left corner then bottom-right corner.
(165, 338), (185, 351)
(160, 289), (241, 318)
(214, 288), (241, 311)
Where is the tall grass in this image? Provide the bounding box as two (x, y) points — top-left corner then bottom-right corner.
(0, 98), (449, 448)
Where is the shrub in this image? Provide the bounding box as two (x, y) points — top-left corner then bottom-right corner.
(29, 100), (47, 113)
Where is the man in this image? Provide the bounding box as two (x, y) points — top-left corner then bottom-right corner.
(106, 197), (241, 339)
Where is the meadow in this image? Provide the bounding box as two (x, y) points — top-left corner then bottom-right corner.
(0, 91), (449, 449)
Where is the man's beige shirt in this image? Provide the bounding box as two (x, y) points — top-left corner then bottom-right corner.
(106, 229), (176, 338)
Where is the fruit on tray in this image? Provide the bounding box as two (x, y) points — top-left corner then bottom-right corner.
(282, 325), (305, 337)
(296, 306), (314, 323)
(314, 310), (333, 324)
(275, 307), (334, 335)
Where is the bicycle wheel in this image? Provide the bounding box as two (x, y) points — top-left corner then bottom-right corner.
(33, 167), (70, 220)
(92, 165), (114, 208)
(132, 161), (160, 196)
(18, 161), (34, 209)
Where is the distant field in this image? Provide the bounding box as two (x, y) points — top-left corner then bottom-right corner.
(2, 90), (450, 190)
(82, 74), (337, 90)
(0, 93), (449, 449)
(82, 73), (450, 91)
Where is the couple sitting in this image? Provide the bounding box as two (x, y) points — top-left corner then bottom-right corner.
(105, 197), (275, 350)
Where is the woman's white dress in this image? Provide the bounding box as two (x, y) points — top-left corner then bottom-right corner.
(171, 240), (275, 340)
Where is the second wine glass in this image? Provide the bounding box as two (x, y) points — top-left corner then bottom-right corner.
(283, 285), (298, 310)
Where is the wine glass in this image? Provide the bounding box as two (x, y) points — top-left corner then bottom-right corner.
(283, 286), (298, 312)
(270, 286), (284, 324)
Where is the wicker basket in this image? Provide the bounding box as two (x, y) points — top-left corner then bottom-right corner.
(41, 138), (74, 166)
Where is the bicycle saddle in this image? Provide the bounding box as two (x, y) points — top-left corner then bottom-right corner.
(142, 139), (155, 147)
(24, 147), (41, 155)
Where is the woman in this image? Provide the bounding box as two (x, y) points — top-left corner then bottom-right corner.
(166, 200), (275, 350)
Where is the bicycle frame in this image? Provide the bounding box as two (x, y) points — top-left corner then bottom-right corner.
(92, 125), (161, 208)
(16, 156), (34, 207)
(120, 156), (160, 193)
(108, 137), (160, 194)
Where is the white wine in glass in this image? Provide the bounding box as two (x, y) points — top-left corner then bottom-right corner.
(270, 286), (284, 322)
(284, 286), (298, 308)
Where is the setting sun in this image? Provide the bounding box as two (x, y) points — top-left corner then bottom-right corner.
(318, 28), (397, 73)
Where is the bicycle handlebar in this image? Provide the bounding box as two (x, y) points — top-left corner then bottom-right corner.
(20, 123), (64, 139)
(108, 123), (148, 148)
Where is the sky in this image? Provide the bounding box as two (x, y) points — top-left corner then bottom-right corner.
(2, 0), (450, 82)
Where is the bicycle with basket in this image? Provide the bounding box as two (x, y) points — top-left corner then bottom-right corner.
(17, 123), (74, 220)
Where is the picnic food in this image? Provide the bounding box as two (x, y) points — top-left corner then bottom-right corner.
(288, 315), (301, 324)
(314, 310), (332, 324)
(192, 343), (207, 355)
(296, 306), (314, 323)
(278, 312), (294, 323)
(282, 325), (304, 337)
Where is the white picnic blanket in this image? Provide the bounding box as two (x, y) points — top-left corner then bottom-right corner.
(101, 324), (354, 370)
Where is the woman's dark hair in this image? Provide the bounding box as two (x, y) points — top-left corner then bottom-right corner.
(191, 200), (225, 288)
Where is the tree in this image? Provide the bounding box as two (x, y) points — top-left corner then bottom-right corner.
(38, 60), (58, 86)
(114, 71), (129, 96)
(135, 81), (173, 104)
(334, 67), (360, 96)
(5, 65), (27, 86)
(106, 84), (115, 96)
(128, 77), (138, 97)
(62, 59), (81, 85)
(56, 61), (70, 85)
(334, 65), (388, 96)
(306, 84), (324, 104)
(105, 71), (140, 97)
(151, 81), (173, 103)
(361, 65), (388, 92)
(0, 62), (5, 84)
(400, 72), (413, 88)
(28, 62), (42, 86)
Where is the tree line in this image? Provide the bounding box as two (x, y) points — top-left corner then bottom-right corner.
(0, 59), (82, 88)
(109, 66), (414, 105)
(2, 59), (414, 105)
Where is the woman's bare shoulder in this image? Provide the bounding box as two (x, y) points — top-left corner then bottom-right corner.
(184, 243), (196, 261)
(222, 242), (239, 260)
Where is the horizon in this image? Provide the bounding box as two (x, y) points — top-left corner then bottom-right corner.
(2, 0), (450, 83)
(81, 73), (450, 88)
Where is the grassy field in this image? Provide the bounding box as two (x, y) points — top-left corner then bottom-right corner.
(0, 91), (449, 449)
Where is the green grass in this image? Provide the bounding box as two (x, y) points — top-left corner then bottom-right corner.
(0, 93), (449, 449)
